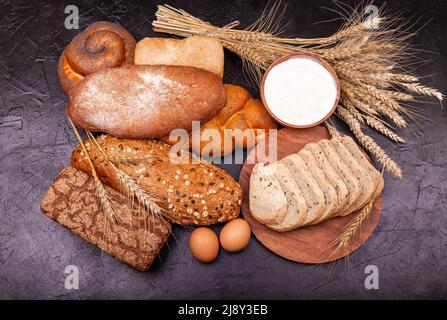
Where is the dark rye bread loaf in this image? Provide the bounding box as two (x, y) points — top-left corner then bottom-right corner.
(70, 135), (242, 225)
(67, 64), (227, 138)
(40, 166), (171, 271)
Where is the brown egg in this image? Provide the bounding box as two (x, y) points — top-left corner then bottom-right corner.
(219, 219), (251, 252)
(189, 227), (219, 263)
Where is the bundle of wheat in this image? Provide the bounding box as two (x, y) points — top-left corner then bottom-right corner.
(153, 1), (443, 178)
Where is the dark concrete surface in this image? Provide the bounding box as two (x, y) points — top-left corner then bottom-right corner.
(0, 0), (446, 299)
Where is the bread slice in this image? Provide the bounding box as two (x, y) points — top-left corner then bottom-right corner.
(304, 143), (349, 217)
(318, 139), (361, 216)
(298, 149), (338, 223)
(340, 136), (383, 188)
(266, 162), (308, 231)
(249, 163), (287, 224)
(330, 138), (376, 215)
(281, 154), (325, 225)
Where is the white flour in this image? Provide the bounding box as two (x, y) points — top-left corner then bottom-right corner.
(263, 56), (337, 126)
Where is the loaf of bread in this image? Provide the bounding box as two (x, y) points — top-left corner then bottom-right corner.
(135, 36), (224, 77)
(162, 84), (278, 156)
(40, 166), (171, 271)
(67, 65), (227, 138)
(70, 135), (242, 225)
(58, 21), (136, 93)
(249, 136), (383, 231)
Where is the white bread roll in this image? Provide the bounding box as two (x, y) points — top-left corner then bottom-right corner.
(135, 36), (224, 77)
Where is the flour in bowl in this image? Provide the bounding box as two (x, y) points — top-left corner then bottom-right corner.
(263, 56), (338, 126)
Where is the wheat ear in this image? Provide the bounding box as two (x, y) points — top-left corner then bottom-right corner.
(67, 117), (119, 224)
(83, 131), (171, 221)
(337, 108), (403, 178)
(330, 168), (383, 253)
(400, 83), (444, 101)
(331, 199), (375, 252)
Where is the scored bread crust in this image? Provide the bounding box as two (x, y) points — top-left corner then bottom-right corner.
(266, 162), (308, 231)
(304, 143), (350, 217)
(281, 154), (325, 226)
(249, 163), (288, 225)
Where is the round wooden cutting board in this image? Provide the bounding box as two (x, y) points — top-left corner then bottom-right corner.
(239, 126), (382, 264)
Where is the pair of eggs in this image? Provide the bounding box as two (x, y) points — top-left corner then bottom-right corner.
(189, 219), (251, 263)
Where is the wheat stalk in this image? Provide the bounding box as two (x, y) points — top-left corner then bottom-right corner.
(152, 2), (443, 178)
(331, 198), (375, 252)
(337, 107), (403, 177)
(67, 118), (120, 224)
(330, 166), (384, 253)
(400, 83), (444, 101)
(83, 131), (172, 221)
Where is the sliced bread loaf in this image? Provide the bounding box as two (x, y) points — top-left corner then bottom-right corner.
(249, 163), (288, 224)
(266, 162), (308, 231)
(281, 154), (326, 226)
(319, 139), (362, 216)
(299, 149), (338, 223)
(331, 138), (376, 215)
(304, 143), (350, 217)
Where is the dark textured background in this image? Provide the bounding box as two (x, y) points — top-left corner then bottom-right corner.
(0, 0), (446, 299)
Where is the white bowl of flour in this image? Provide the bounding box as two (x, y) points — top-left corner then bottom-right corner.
(261, 53), (340, 128)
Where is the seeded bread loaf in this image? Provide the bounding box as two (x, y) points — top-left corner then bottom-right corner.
(70, 135), (242, 226)
(40, 166), (171, 271)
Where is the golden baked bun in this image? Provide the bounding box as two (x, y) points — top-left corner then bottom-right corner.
(58, 21), (136, 93)
(163, 84), (279, 156)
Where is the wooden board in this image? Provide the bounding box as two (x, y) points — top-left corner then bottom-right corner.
(238, 126), (382, 264)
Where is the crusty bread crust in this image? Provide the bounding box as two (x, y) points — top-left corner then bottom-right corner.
(68, 65), (227, 138)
